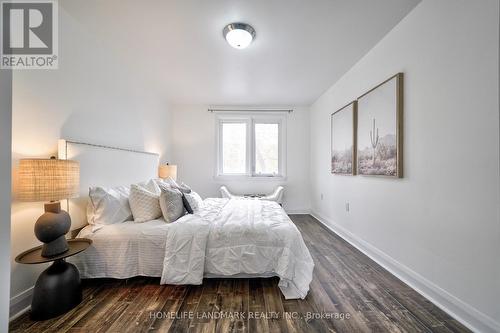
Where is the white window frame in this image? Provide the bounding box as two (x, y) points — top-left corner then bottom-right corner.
(215, 113), (287, 180)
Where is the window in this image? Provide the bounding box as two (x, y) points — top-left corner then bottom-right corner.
(216, 114), (286, 178)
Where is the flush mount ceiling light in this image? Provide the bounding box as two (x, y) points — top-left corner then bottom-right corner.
(223, 23), (256, 49)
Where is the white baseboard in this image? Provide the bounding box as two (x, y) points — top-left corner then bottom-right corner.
(9, 286), (33, 321)
(285, 208), (311, 215)
(310, 211), (500, 333)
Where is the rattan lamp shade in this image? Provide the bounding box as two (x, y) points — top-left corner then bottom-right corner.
(158, 164), (177, 181)
(18, 159), (80, 202)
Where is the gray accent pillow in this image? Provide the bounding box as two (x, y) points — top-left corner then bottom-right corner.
(159, 187), (185, 223)
(157, 179), (191, 194)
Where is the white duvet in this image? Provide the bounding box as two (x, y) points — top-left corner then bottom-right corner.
(161, 198), (314, 299)
(73, 198), (314, 299)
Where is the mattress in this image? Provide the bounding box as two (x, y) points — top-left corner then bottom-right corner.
(71, 203), (279, 280)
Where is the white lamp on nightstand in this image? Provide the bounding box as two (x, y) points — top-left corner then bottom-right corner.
(158, 163), (177, 181)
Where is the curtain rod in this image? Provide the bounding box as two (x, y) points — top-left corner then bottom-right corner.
(208, 108), (293, 113)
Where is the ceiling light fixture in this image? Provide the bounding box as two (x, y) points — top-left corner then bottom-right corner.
(223, 23), (256, 49)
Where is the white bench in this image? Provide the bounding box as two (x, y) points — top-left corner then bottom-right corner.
(219, 186), (284, 205)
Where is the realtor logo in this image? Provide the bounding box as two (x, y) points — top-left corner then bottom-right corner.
(1, 0), (58, 69)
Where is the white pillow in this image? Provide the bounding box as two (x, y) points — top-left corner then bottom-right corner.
(129, 182), (162, 223)
(87, 185), (132, 232)
(184, 191), (204, 213)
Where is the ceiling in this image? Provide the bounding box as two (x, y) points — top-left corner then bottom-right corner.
(61, 0), (420, 106)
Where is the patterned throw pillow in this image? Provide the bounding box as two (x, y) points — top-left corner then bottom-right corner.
(177, 182), (192, 194)
(156, 180), (170, 192)
(183, 191), (204, 213)
(160, 177), (179, 188)
(129, 183), (162, 223)
(159, 187), (185, 223)
(157, 178), (192, 194)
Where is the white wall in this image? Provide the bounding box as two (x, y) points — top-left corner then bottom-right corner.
(309, 1), (500, 332)
(0, 69), (12, 332)
(10, 7), (172, 316)
(170, 105), (310, 213)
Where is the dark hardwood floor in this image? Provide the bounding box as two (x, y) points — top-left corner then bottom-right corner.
(10, 215), (470, 333)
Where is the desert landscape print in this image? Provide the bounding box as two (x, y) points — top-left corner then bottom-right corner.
(357, 74), (402, 177)
(331, 102), (356, 175)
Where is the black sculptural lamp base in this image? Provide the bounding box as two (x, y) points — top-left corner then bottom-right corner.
(41, 235), (68, 257)
(15, 239), (92, 321)
(31, 259), (82, 321)
(35, 201), (71, 257)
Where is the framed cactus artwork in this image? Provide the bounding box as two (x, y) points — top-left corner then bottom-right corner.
(331, 101), (357, 175)
(356, 73), (403, 177)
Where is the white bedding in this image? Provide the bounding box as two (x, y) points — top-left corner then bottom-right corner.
(72, 198), (314, 299)
(72, 218), (168, 278)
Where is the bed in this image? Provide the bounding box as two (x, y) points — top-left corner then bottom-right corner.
(59, 139), (314, 299)
(71, 197), (314, 299)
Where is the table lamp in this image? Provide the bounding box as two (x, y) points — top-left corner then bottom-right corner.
(18, 157), (80, 257)
(158, 163), (177, 181)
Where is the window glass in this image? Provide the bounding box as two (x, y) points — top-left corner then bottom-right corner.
(254, 123), (279, 175)
(222, 122), (247, 174)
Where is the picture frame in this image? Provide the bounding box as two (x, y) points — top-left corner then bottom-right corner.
(356, 73), (403, 177)
(331, 101), (357, 175)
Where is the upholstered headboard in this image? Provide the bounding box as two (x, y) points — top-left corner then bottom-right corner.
(58, 139), (159, 230)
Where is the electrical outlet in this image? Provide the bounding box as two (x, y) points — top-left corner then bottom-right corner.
(320, 193), (324, 200)
(345, 202), (350, 212)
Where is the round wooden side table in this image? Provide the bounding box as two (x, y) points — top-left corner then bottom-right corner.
(15, 238), (92, 321)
